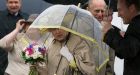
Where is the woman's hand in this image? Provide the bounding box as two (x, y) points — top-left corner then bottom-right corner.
(101, 21), (112, 34)
(16, 19), (25, 32)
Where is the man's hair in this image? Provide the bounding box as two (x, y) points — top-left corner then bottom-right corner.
(125, 0), (140, 11)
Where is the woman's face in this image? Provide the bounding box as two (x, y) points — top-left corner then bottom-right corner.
(48, 28), (69, 41)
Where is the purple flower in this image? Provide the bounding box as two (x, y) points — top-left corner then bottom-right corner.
(38, 47), (46, 54)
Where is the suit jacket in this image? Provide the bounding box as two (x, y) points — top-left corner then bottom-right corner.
(0, 12), (8, 75)
(1, 10), (29, 34)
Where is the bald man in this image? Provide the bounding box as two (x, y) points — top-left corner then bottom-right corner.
(87, 0), (106, 22)
(87, 0), (115, 75)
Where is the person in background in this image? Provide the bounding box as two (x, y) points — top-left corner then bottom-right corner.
(0, 11), (9, 75)
(1, 0), (29, 33)
(0, 0), (28, 74)
(0, 14), (47, 75)
(102, 0), (140, 75)
(87, 0), (106, 22)
(87, 0), (116, 75)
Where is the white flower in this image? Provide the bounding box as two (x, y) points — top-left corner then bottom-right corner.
(25, 53), (31, 59)
(36, 50), (41, 55)
(38, 54), (43, 58)
(32, 53), (38, 59)
(23, 47), (27, 51)
(34, 45), (40, 51)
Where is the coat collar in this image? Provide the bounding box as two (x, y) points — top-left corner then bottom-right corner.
(3, 9), (24, 17)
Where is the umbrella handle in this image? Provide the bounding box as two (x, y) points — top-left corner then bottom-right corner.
(77, 3), (81, 8)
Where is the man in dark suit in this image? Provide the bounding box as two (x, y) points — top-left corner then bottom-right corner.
(0, 0), (28, 74)
(103, 0), (140, 75)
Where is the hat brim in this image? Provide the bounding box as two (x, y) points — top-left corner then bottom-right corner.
(21, 21), (32, 25)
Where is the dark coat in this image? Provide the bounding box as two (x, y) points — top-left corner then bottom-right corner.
(0, 15), (8, 75)
(0, 10), (28, 75)
(1, 10), (29, 34)
(104, 15), (140, 75)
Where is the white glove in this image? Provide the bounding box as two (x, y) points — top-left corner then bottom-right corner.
(60, 46), (74, 62)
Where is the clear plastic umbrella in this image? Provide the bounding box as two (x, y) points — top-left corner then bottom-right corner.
(29, 5), (109, 72)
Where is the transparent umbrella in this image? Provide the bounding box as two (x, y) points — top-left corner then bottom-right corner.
(29, 5), (109, 72)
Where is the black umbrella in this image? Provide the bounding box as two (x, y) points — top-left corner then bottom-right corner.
(43, 0), (88, 6)
(105, 0), (117, 12)
(43, 0), (117, 11)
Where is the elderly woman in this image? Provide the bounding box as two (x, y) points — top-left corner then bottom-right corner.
(0, 14), (47, 75)
(46, 28), (96, 75)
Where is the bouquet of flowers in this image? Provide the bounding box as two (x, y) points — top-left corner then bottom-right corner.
(22, 43), (47, 75)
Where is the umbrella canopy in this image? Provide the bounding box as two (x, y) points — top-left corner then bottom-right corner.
(43, 0), (117, 11)
(29, 5), (109, 72)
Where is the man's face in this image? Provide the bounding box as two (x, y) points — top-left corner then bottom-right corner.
(88, 0), (106, 22)
(49, 28), (69, 41)
(6, 0), (21, 14)
(117, 0), (132, 24)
